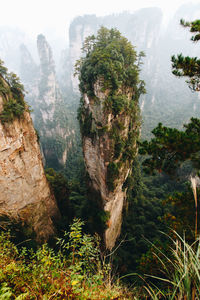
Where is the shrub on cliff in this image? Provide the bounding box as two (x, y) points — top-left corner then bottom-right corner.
(0, 60), (27, 124)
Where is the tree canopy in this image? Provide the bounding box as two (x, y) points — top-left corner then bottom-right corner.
(139, 118), (200, 175)
(75, 26), (145, 97)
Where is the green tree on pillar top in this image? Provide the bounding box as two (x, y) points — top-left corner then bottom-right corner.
(75, 26), (145, 98)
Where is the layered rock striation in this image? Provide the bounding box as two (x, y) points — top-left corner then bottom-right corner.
(78, 28), (145, 249)
(0, 71), (60, 242)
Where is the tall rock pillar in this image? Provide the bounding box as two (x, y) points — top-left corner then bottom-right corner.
(77, 27), (145, 249)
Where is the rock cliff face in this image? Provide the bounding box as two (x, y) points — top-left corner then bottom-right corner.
(19, 35), (74, 169)
(78, 28), (144, 249)
(19, 36), (75, 169)
(82, 84), (139, 249)
(35, 34), (69, 167)
(0, 75), (60, 242)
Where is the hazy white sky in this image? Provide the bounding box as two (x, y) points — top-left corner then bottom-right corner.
(1, 0), (199, 41)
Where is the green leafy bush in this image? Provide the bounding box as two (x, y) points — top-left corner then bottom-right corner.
(105, 94), (129, 116)
(0, 220), (130, 299)
(0, 98), (25, 123)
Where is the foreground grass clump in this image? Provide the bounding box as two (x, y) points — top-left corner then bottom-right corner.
(0, 219), (131, 299)
(138, 232), (200, 299)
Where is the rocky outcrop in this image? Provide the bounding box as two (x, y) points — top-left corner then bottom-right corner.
(82, 84), (139, 249)
(19, 35), (75, 169)
(29, 34), (72, 168)
(0, 76), (60, 242)
(78, 28), (143, 249)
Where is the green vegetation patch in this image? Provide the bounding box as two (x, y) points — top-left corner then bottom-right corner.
(104, 94), (129, 116)
(0, 98), (25, 124)
(107, 161), (120, 191)
(75, 27), (145, 96)
(0, 60), (27, 124)
(0, 219), (131, 299)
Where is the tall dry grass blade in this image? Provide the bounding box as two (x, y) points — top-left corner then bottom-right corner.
(190, 176), (198, 239)
(190, 177), (198, 208)
(142, 231), (200, 299)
